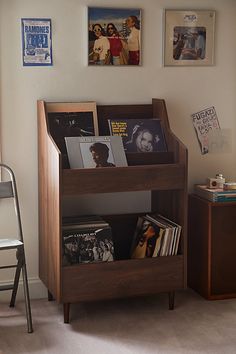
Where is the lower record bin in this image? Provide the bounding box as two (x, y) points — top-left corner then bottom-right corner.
(61, 255), (184, 303)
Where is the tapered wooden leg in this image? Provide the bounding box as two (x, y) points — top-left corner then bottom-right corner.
(168, 291), (175, 310)
(48, 290), (54, 301)
(63, 303), (70, 323)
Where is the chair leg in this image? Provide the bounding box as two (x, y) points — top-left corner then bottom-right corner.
(10, 246), (23, 308)
(9, 246), (33, 333)
(22, 261), (33, 333)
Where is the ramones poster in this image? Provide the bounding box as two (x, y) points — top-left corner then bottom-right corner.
(21, 18), (53, 66)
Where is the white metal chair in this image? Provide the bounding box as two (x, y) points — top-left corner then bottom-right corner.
(0, 163), (33, 333)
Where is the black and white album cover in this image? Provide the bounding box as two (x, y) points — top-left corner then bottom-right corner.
(65, 136), (127, 168)
(63, 226), (114, 265)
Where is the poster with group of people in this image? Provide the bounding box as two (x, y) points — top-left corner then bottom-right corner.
(88, 7), (141, 66)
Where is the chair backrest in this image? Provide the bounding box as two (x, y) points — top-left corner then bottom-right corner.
(0, 163), (24, 242)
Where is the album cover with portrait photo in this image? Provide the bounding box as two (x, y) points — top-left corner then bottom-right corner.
(108, 118), (167, 153)
(65, 136), (127, 169)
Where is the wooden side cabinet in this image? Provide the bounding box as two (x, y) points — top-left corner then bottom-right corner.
(188, 194), (236, 300)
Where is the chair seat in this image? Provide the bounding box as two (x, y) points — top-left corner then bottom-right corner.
(0, 239), (23, 250)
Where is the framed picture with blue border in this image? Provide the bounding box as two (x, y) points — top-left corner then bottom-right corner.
(21, 18), (53, 66)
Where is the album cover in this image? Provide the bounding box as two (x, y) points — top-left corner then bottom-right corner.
(108, 118), (167, 152)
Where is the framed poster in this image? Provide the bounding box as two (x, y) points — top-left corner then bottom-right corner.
(88, 7), (141, 66)
(21, 18), (53, 66)
(164, 10), (215, 66)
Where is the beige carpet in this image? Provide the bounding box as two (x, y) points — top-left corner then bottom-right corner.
(1, 289), (236, 354)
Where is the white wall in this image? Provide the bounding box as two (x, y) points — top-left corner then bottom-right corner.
(0, 0), (236, 300)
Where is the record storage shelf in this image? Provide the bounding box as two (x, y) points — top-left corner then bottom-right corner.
(37, 98), (188, 323)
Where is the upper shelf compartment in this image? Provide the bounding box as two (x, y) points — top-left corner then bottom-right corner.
(37, 98), (188, 195)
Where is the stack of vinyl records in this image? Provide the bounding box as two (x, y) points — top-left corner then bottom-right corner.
(194, 184), (236, 202)
(130, 214), (181, 259)
(62, 215), (114, 266)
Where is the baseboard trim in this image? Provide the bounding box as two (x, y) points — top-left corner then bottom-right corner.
(0, 277), (47, 302)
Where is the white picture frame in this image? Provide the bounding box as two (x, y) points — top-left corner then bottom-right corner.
(164, 10), (215, 66)
(65, 136), (127, 169)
